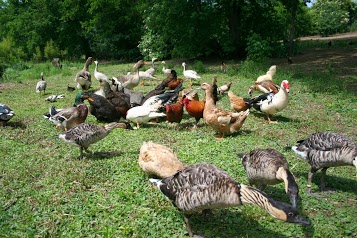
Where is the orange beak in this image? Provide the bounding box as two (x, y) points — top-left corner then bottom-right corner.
(88, 97), (94, 102)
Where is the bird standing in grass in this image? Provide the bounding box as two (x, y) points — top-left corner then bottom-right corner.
(237, 148), (299, 208)
(150, 163), (310, 237)
(0, 103), (15, 126)
(58, 122), (132, 159)
(36, 72), (47, 95)
(288, 131), (357, 196)
(182, 62), (201, 87)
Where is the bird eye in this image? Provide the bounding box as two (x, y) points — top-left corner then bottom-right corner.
(288, 212), (294, 217)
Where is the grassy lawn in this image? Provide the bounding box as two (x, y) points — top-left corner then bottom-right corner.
(0, 43), (356, 237)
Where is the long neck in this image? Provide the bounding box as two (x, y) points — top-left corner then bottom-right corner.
(276, 167), (296, 194)
(239, 184), (287, 221)
(204, 88), (215, 106)
(84, 58), (91, 71)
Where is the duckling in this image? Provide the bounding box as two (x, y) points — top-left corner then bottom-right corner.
(200, 82), (249, 139)
(74, 57), (92, 90)
(36, 72), (47, 95)
(237, 149), (299, 208)
(0, 103), (15, 126)
(138, 141), (186, 178)
(288, 131), (357, 195)
(58, 122), (132, 159)
(150, 163), (310, 237)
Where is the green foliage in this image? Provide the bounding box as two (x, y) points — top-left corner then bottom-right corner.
(311, 0), (356, 36)
(245, 33), (272, 61)
(44, 40), (61, 60)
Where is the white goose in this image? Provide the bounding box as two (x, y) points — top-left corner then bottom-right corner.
(182, 62), (201, 86)
(161, 61), (172, 75)
(94, 60), (109, 82)
(36, 72), (47, 95)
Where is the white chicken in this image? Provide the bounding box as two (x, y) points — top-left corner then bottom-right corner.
(256, 65), (277, 83)
(182, 62), (201, 86)
(250, 80), (290, 123)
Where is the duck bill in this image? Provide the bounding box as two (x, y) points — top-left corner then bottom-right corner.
(291, 215), (311, 226)
(87, 97), (94, 102)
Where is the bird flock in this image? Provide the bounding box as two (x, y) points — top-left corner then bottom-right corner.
(1, 59), (356, 237)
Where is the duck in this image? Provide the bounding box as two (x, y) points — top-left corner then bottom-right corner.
(249, 80), (290, 123)
(58, 122), (132, 159)
(46, 93), (88, 131)
(200, 82), (249, 139)
(114, 60), (147, 90)
(256, 65), (277, 83)
(45, 94), (65, 102)
(139, 57), (158, 85)
(237, 148), (299, 208)
(248, 80), (280, 97)
(145, 57), (158, 77)
(288, 131), (357, 195)
(36, 72), (47, 95)
(74, 57), (92, 90)
(0, 103), (15, 126)
(102, 81), (130, 119)
(161, 61), (172, 75)
(94, 60), (109, 82)
(150, 163), (310, 237)
(138, 141), (186, 178)
(81, 92), (121, 122)
(126, 90), (179, 128)
(182, 62), (201, 87)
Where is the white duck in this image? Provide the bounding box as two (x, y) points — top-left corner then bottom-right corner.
(161, 61), (171, 75)
(114, 60), (147, 90)
(94, 60), (109, 82)
(250, 80), (290, 123)
(182, 62), (201, 86)
(144, 57), (158, 77)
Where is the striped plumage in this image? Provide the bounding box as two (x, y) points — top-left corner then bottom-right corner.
(238, 149), (299, 208)
(290, 131), (357, 194)
(58, 122), (132, 159)
(36, 72), (47, 95)
(150, 163), (310, 237)
(0, 103), (15, 126)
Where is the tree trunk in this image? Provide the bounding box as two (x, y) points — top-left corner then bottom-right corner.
(288, 0), (297, 57)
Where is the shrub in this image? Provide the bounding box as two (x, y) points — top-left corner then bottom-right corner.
(245, 33), (272, 61)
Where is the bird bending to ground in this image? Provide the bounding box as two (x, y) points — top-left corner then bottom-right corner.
(150, 163), (310, 237)
(74, 57), (92, 90)
(138, 141), (186, 178)
(0, 103), (15, 126)
(217, 81), (232, 96)
(288, 131), (357, 196)
(36, 72), (47, 95)
(237, 148), (299, 208)
(58, 122), (132, 159)
(182, 62), (201, 87)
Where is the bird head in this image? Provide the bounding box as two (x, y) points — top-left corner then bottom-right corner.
(281, 80), (290, 93)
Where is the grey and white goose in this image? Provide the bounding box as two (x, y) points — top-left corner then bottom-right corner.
(0, 103), (15, 126)
(288, 131), (357, 195)
(237, 149), (299, 208)
(58, 122), (132, 159)
(36, 72), (47, 95)
(150, 163), (310, 237)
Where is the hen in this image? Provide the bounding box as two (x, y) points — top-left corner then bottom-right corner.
(200, 82), (249, 139)
(182, 96), (205, 127)
(166, 99), (184, 124)
(227, 91), (252, 112)
(248, 80), (279, 97)
(217, 81), (232, 96)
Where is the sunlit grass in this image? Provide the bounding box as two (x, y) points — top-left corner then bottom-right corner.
(0, 54), (356, 237)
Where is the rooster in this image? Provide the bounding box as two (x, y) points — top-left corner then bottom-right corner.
(182, 96), (205, 127)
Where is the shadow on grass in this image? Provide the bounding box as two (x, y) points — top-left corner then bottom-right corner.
(188, 209), (315, 238)
(249, 111), (294, 123)
(4, 120), (27, 129)
(86, 150), (124, 160)
(294, 170), (357, 195)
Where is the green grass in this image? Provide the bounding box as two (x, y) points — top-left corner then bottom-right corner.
(0, 53), (356, 238)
